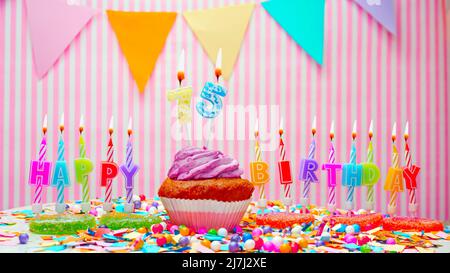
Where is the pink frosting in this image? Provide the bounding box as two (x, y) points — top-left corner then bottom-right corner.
(167, 146), (243, 180)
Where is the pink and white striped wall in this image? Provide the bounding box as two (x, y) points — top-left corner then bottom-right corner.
(0, 0), (448, 220)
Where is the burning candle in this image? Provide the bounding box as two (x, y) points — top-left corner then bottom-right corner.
(365, 120), (375, 209)
(29, 115), (51, 214)
(278, 117), (293, 211)
(120, 117), (139, 213)
(323, 121), (342, 212)
(345, 121), (358, 211)
(300, 116), (319, 211)
(403, 121), (420, 216)
(51, 113), (70, 213)
(102, 116), (119, 212)
(385, 123), (404, 216)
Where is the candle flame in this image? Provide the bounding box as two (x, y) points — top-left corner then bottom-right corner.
(59, 113), (64, 132)
(352, 120), (357, 140)
(215, 48), (222, 81)
(330, 120), (335, 140)
(109, 116), (114, 135)
(368, 120), (373, 140)
(391, 122), (397, 142)
(42, 114), (48, 134)
(404, 121), (409, 140)
(312, 116), (317, 135)
(177, 49), (185, 85)
(254, 118), (259, 137)
(79, 115), (84, 134)
(128, 117), (133, 136)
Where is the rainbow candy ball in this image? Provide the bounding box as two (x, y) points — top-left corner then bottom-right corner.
(178, 236), (190, 247)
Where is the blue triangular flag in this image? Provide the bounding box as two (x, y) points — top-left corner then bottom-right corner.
(262, 0), (325, 65)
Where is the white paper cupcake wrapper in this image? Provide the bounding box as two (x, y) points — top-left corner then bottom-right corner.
(160, 197), (251, 231)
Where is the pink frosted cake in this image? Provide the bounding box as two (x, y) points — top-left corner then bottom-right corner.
(158, 146), (254, 230)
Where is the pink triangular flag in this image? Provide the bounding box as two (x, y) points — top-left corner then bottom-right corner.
(25, 0), (98, 78)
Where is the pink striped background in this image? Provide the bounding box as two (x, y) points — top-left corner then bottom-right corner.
(0, 0), (448, 220)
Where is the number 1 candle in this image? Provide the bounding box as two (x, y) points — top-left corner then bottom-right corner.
(120, 117), (139, 213)
(51, 113), (70, 213)
(29, 115), (51, 214)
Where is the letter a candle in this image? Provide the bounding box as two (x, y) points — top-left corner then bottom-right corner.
(385, 123), (404, 216)
(75, 115), (94, 213)
(29, 115), (51, 214)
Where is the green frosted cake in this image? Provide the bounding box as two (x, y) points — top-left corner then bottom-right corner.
(99, 212), (162, 230)
(29, 214), (96, 235)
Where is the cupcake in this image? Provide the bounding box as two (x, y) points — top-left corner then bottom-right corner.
(159, 146), (254, 231)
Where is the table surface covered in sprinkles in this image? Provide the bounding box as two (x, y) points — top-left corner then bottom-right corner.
(0, 198), (449, 253)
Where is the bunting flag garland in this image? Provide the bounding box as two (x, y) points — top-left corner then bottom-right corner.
(25, 0), (99, 78)
(353, 0), (397, 35)
(107, 10), (177, 93)
(183, 3), (255, 81)
(262, 0), (325, 65)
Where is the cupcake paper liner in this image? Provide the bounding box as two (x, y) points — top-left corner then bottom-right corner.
(160, 197), (251, 231)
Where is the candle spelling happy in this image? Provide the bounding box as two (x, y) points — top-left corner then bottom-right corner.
(101, 117), (119, 212)
(120, 117), (139, 213)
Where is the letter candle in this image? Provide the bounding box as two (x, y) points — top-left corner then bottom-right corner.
(323, 121), (342, 212)
(278, 117), (293, 212)
(120, 118), (139, 213)
(251, 119), (269, 214)
(403, 122), (420, 216)
(101, 116), (120, 212)
(345, 121), (358, 211)
(168, 49), (192, 145)
(386, 123), (404, 216)
(51, 114), (70, 213)
(300, 116), (318, 211)
(76, 115), (93, 213)
(365, 121), (375, 210)
(29, 115), (51, 214)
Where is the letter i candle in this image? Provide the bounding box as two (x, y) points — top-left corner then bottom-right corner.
(101, 117), (119, 212)
(278, 117), (293, 212)
(120, 118), (139, 213)
(51, 114), (70, 213)
(29, 115), (51, 214)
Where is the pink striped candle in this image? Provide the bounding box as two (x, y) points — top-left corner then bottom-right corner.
(327, 121), (336, 211)
(104, 116), (115, 211)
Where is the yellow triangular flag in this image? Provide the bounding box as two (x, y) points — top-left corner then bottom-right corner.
(183, 3), (255, 80)
(107, 10), (177, 92)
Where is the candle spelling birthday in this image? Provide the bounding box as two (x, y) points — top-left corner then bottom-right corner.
(402, 121), (421, 217)
(29, 115), (51, 214)
(322, 121), (342, 213)
(299, 116), (319, 211)
(278, 117), (293, 212)
(385, 123), (404, 216)
(342, 121), (361, 211)
(249, 119), (270, 214)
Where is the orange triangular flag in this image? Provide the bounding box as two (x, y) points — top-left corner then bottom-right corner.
(107, 10), (177, 92)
